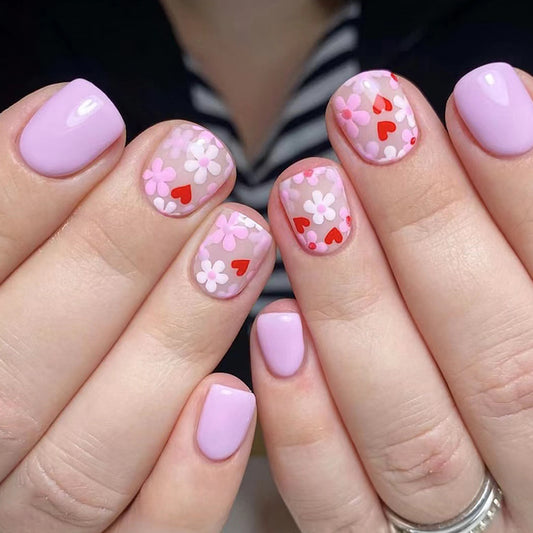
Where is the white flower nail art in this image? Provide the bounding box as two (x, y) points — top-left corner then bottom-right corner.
(193, 210), (272, 299)
(184, 141), (221, 184)
(334, 70), (419, 164)
(196, 260), (229, 293)
(280, 166), (351, 254)
(303, 190), (336, 225)
(142, 123), (233, 217)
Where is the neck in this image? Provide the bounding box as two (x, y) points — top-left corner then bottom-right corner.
(159, 0), (347, 159)
(162, 0), (343, 44)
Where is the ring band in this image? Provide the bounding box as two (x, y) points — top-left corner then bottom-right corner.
(384, 470), (503, 533)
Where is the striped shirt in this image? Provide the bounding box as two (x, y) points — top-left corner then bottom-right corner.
(184, 3), (361, 312)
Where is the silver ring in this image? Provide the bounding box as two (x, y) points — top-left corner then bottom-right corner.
(384, 470), (503, 533)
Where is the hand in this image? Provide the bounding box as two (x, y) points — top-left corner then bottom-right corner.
(252, 65), (533, 532)
(0, 80), (274, 532)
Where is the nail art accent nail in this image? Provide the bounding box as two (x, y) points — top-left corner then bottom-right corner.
(257, 313), (304, 377)
(193, 209), (272, 298)
(197, 384), (256, 461)
(454, 62), (533, 156)
(280, 166), (351, 254)
(142, 123), (234, 217)
(333, 70), (419, 164)
(19, 79), (124, 177)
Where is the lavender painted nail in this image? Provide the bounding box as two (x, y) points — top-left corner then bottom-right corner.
(257, 313), (305, 377)
(454, 62), (533, 156)
(196, 384), (255, 461)
(19, 78), (124, 177)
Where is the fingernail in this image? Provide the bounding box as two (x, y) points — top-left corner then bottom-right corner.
(454, 62), (533, 156)
(142, 123), (234, 217)
(333, 70), (419, 164)
(193, 209), (272, 299)
(280, 165), (352, 254)
(19, 79), (124, 177)
(196, 384), (256, 461)
(257, 313), (304, 377)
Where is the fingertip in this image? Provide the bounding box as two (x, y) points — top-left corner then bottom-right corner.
(113, 373), (256, 533)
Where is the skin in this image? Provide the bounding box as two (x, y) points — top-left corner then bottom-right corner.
(0, 5), (531, 532)
(0, 85), (273, 532)
(251, 71), (533, 532)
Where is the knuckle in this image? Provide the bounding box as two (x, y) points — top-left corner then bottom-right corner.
(275, 414), (338, 451)
(466, 353), (533, 421)
(0, 392), (42, 465)
(372, 413), (468, 497)
(142, 302), (218, 368)
(275, 431), (386, 532)
(0, 226), (23, 267)
(134, 482), (222, 533)
(385, 178), (471, 244)
(18, 436), (126, 528)
(460, 310), (533, 420)
(296, 494), (384, 533)
(0, 350), (43, 462)
(513, 195), (533, 236)
(65, 211), (147, 283)
(305, 264), (384, 325)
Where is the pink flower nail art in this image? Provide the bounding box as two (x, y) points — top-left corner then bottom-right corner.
(193, 210), (272, 299)
(142, 122), (234, 217)
(279, 166), (352, 254)
(143, 158), (176, 196)
(334, 70), (419, 164)
(334, 94), (371, 140)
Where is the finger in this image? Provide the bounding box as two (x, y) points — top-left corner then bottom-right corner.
(447, 63), (533, 277)
(107, 374), (256, 533)
(327, 69), (533, 525)
(251, 299), (389, 533)
(0, 79), (125, 281)
(0, 205), (273, 533)
(0, 120), (235, 479)
(269, 159), (485, 523)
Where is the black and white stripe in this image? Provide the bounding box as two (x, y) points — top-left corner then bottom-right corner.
(185, 2), (361, 311)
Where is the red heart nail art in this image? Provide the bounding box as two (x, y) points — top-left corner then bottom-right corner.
(171, 184), (192, 205)
(231, 259), (250, 276)
(377, 121), (396, 141)
(372, 94), (393, 114)
(325, 227), (343, 245)
(293, 217), (310, 234)
(280, 166), (351, 255)
(144, 125), (234, 217)
(333, 70), (419, 163)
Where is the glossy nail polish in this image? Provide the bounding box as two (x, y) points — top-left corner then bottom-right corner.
(333, 70), (419, 164)
(279, 165), (351, 254)
(193, 209), (272, 299)
(454, 62), (533, 156)
(142, 123), (234, 217)
(196, 384), (256, 461)
(19, 79), (124, 177)
(257, 313), (304, 377)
